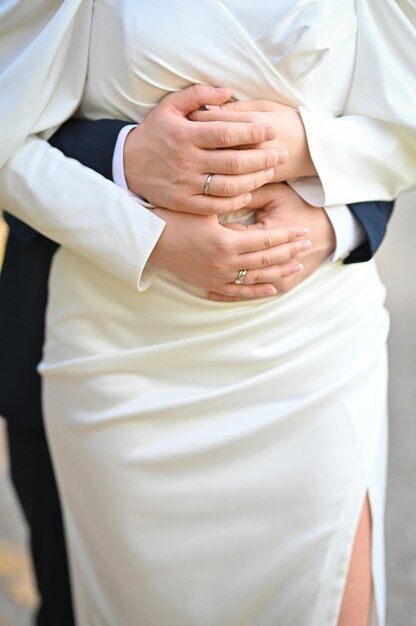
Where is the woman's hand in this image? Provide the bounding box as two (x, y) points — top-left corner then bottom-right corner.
(148, 208), (309, 298)
(124, 85), (289, 216)
(208, 184), (335, 302)
(189, 100), (317, 182)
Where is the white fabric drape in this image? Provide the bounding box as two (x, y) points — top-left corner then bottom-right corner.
(0, 0), (165, 289)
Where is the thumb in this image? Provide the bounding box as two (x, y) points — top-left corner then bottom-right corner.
(164, 84), (232, 116)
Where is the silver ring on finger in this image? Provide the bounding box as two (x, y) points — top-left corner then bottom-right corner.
(203, 173), (214, 195)
(234, 269), (248, 285)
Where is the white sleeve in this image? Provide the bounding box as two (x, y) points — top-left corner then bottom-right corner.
(112, 125), (137, 189)
(325, 205), (366, 262)
(298, 0), (416, 206)
(0, 137), (165, 291)
(0, 3), (165, 291)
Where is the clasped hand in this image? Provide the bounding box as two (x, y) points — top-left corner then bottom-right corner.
(124, 84), (334, 299)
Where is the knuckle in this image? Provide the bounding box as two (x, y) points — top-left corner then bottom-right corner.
(173, 167), (190, 186)
(227, 153), (243, 175)
(263, 234), (274, 249)
(169, 188), (184, 208)
(208, 198), (222, 215)
(261, 254), (272, 267)
(192, 83), (206, 100)
(216, 236), (232, 256)
(171, 127), (191, 149)
(220, 180), (236, 197)
(220, 126), (234, 146)
(249, 124), (262, 144)
(264, 151), (278, 168)
(210, 261), (225, 275)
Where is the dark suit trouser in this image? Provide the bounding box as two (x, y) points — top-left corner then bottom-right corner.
(0, 232), (75, 626)
(6, 423), (75, 626)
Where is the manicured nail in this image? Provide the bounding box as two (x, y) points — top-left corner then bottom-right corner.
(264, 286), (278, 295)
(264, 167), (275, 179)
(299, 239), (312, 250)
(242, 193), (252, 205)
(203, 104), (221, 110)
(295, 227), (309, 236)
(278, 149), (289, 164)
(291, 263), (304, 273)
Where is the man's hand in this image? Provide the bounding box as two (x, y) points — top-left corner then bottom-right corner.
(148, 207), (309, 298)
(123, 85), (289, 216)
(189, 99), (317, 183)
(208, 183), (335, 301)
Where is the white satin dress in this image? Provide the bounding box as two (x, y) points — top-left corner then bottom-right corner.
(40, 2), (391, 625)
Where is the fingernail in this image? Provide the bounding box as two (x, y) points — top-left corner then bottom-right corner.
(264, 167), (275, 179)
(264, 127), (276, 141)
(295, 227), (309, 236)
(203, 104), (221, 110)
(242, 193), (252, 205)
(300, 239), (312, 250)
(278, 149), (289, 164)
(264, 286), (278, 295)
(291, 262), (304, 273)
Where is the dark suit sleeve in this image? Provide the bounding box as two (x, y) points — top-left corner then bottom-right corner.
(344, 200), (395, 264)
(48, 118), (131, 179)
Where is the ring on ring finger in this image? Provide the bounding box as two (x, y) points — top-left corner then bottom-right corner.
(203, 173), (214, 195)
(234, 269), (248, 285)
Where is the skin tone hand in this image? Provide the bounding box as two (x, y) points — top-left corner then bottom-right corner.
(147, 208), (310, 298)
(123, 85), (290, 216)
(189, 99), (317, 183)
(209, 183), (336, 302)
(123, 86), (319, 298)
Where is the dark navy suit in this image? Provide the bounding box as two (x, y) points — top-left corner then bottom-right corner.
(0, 118), (394, 625)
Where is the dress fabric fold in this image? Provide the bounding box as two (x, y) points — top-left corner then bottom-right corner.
(23, 0), (415, 624)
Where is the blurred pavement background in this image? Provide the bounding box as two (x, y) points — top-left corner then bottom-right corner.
(0, 191), (415, 625)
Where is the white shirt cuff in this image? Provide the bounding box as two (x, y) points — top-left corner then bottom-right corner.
(325, 205), (366, 262)
(112, 124), (137, 189)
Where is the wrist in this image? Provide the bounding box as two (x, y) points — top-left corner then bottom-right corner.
(272, 110), (317, 182)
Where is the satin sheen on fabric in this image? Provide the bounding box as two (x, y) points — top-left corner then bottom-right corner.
(32, 1), (408, 625)
(0, 1), (414, 625)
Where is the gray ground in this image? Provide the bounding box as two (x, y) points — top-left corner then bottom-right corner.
(0, 191), (415, 625)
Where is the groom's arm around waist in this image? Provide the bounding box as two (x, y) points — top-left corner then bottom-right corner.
(3, 117), (395, 261)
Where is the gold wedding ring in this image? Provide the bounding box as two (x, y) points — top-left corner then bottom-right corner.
(235, 269), (248, 285)
(203, 173), (214, 195)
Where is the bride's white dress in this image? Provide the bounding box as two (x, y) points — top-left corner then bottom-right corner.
(39, 1), (393, 624)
